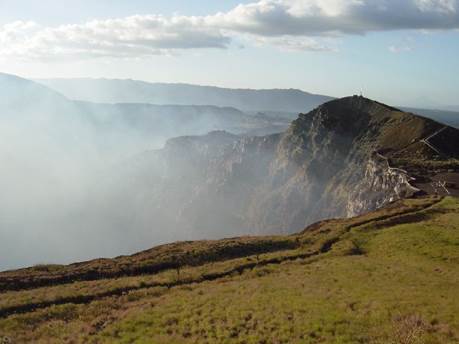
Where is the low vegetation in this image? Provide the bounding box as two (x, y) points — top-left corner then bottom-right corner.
(390, 158), (459, 173)
(0, 196), (458, 343)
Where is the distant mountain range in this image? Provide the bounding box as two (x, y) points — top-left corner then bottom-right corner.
(400, 107), (459, 129)
(38, 78), (459, 128)
(37, 78), (334, 113)
(0, 73), (288, 146)
(445, 105), (459, 112)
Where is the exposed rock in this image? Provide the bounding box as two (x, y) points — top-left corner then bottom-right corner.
(119, 96), (459, 237)
(347, 153), (420, 217)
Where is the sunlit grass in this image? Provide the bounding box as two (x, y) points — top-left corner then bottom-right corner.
(0, 196), (457, 343)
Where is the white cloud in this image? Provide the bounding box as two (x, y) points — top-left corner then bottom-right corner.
(388, 45), (413, 53)
(0, 0), (458, 60)
(216, 0), (459, 36)
(0, 16), (230, 60)
(388, 35), (415, 53)
(253, 35), (337, 51)
(415, 0), (457, 13)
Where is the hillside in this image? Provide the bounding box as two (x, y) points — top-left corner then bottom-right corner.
(113, 96), (459, 239)
(37, 78), (333, 113)
(0, 196), (458, 343)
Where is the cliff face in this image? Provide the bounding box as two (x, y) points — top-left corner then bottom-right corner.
(346, 154), (420, 217)
(166, 133), (282, 237)
(123, 96), (459, 237)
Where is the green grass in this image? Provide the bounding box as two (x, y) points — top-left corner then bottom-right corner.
(0, 196), (458, 343)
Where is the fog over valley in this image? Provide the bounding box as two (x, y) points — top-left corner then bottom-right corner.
(0, 73), (291, 270)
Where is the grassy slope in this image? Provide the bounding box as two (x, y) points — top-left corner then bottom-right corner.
(0, 196), (458, 343)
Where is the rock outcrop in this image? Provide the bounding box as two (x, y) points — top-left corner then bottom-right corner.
(120, 96), (459, 237)
(346, 153), (420, 217)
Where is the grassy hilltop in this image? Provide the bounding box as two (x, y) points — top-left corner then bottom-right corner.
(0, 196), (458, 343)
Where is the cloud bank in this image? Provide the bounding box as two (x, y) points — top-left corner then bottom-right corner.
(0, 0), (458, 59)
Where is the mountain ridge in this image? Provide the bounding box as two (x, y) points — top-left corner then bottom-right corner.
(115, 96), (458, 239)
(36, 77), (334, 113)
(37, 77), (459, 128)
(0, 72), (288, 143)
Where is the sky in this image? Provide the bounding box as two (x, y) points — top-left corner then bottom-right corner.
(0, 0), (458, 108)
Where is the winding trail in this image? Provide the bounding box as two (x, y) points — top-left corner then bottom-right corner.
(420, 126), (447, 156)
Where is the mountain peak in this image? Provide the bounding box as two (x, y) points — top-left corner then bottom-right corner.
(288, 96), (458, 161)
(320, 95), (400, 112)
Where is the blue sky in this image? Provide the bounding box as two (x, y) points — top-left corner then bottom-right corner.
(0, 0), (458, 108)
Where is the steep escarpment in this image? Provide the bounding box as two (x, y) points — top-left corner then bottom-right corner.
(243, 96), (458, 230)
(120, 96), (459, 237)
(346, 153), (420, 217)
(152, 132), (282, 238)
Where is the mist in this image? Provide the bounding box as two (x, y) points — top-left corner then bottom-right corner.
(0, 73), (291, 271)
(5, 73), (429, 272)
(0, 77), (145, 270)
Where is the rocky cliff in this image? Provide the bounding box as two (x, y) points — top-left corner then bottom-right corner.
(122, 96), (459, 237)
(346, 153), (420, 217)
